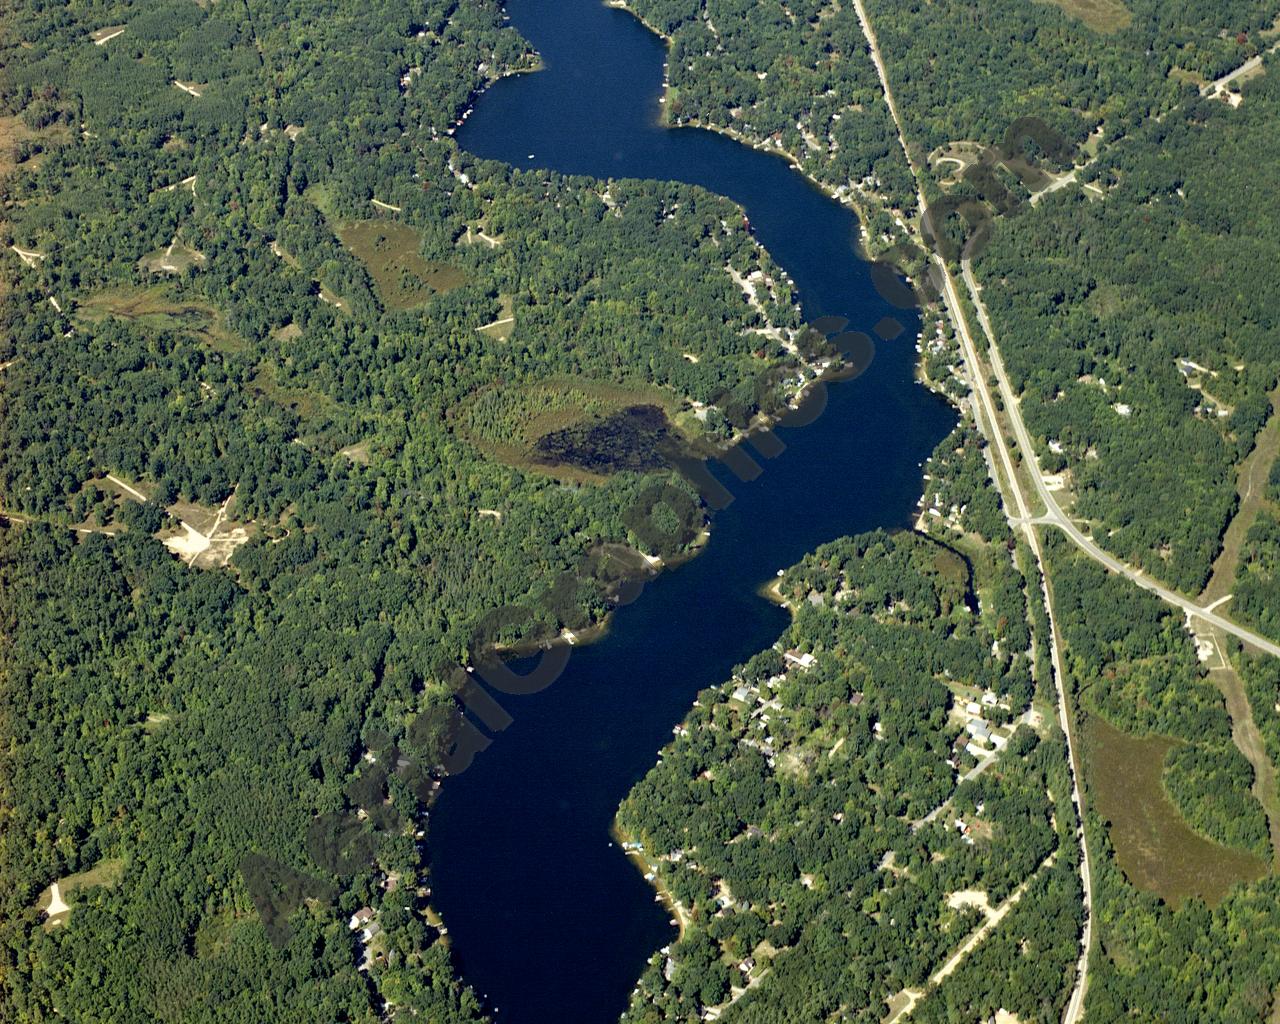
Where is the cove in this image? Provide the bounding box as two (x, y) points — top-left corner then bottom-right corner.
(428, 2), (956, 1022)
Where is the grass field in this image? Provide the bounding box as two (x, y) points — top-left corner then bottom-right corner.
(338, 219), (466, 310)
(37, 857), (126, 929)
(455, 376), (692, 480)
(249, 362), (338, 423)
(1085, 715), (1266, 906)
(1034, 0), (1131, 33)
(77, 286), (243, 352)
(476, 293), (515, 339)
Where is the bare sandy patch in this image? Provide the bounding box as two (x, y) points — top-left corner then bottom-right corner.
(161, 495), (252, 568)
(163, 521), (211, 561)
(945, 889), (993, 915)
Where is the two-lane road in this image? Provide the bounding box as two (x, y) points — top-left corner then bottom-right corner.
(960, 260), (1280, 660)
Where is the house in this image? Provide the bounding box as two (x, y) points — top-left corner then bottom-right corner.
(981, 691), (998, 707)
(966, 719), (992, 742)
(965, 701), (982, 717)
(739, 957), (755, 974)
(850, 692), (864, 707)
(348, 907), (374, 931)
(731, 685), (753, 703)
(784, 649), (817, 669)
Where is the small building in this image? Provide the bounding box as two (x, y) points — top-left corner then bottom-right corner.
(784, 649), (817, 670)
(348, 907), (374, 931)
(966, 719), (992, 742)
(981, 691), (998, 707)
(731, 685), (753, 703)
(965, 701), (982, 717)
(738, 957), (755, 974)
(850, 692), (864, 707)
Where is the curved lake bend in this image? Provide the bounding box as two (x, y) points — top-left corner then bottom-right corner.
(429, 2), (956, 1022)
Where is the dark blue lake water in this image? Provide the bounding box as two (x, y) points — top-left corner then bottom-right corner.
(429, 3), (955, 1022)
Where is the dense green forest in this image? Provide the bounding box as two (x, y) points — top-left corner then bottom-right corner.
(623, 0), (916, 238)
(865, 0), (1277, 156)
(1046, 537), (1270, 856)
(975, 70), (1280, 592)
(1046, 537), (1280, 1020)
(0, 0), (827, 1020)
(617, 529), (1081, 1023)
(1234, 508), (1280, 640)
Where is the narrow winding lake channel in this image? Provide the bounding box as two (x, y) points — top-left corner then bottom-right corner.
(429, 3), (956, 1021)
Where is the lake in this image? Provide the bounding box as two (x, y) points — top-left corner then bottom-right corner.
(428, 2), (956, 1021)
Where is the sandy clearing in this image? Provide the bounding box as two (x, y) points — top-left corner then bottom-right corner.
(93, 26), (125, 44)
(163, 521), (210, 562)
(45, 883), (69, 917)
(945, 889), (992, 915)
(371, 198), (402, 212)
(10, 245), (44, 266)
(173, 81), (203, 98)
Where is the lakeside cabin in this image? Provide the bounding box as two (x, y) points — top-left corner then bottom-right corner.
(783, 649), (817, 670)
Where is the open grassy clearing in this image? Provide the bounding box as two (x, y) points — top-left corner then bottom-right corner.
(76, 285), (244, 352)
(338, 439), (373, 465)
(1203, 385), (1280, 606)
(249, 361), (340, 426)
(461, 221), (504, 248)
(454, 375), (694, 481)
(269, 239), (301, 269)
(1084, 715), (1267, 905)
(337, 219), (466, 310)
(476, 293), (515, 339)
(1033, 0), (1131, 33)
(36, 857), (126, 929)
(90, 24), (126, 44)
(0, 113), (68, 176)
(137, 237), (206, 276)
(160, 496), (252, 569)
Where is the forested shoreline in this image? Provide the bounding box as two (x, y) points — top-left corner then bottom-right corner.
(6, 0), (1280, 1021)
(0, 1), (825, 1019)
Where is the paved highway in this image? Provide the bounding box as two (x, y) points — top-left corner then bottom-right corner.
(961, 260), (1280, 660)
